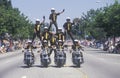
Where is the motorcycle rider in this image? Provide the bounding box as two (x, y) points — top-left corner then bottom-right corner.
(56, 40), (66, 58)
(48, 8), (65, 33)
(72, 39), (84, 63)
(23, 40), (37, 63)
(72, 40), (84, 51)
(63, 17), (75, 45)
(40, 27), (52, 60)
(32, 16), (45, 43)
(40, 39), (50, 59)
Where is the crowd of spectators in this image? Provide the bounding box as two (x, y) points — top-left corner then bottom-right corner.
(80, 37), (120, 54)
(0, 33), (23, 54)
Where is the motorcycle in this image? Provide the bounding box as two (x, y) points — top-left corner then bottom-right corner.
(54, 49), (66, 67)
(24, 49), (34, 67)
(72, 50), (84, 67)
(40, 40), (51, 67)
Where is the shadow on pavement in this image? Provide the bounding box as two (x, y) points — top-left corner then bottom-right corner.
(34, 65), (49, 68)
(20, 64), (83, 68)
(20, 65), (30, 68)
(69, 65), (81, 68)
(20, 65), (48, 68)
(50, 65), (65, 68)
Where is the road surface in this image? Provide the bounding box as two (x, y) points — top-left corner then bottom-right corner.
(0, 47), (120, 78)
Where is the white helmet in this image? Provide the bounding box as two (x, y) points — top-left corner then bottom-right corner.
(27, 40), (32, 43)
(58, 27), (62, 30)
(44, 27), (48, 30)
(66, 17), (71, 20)
(58, 28), (62, 32)
(43, 40), (47, 43)
(58, 28), (62, 30)
(44, 26), (48, 30)
(51, 8), (55, 11)
(36, 19), (40, 21)
(58, 40), (62, 43)
(74, 39), (78, 42)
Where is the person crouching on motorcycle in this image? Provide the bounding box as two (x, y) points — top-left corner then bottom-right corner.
(48, 33), (57, 56)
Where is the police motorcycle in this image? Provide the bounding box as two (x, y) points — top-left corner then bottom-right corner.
(40, 40), (51, 67)
(54, 40), (66, 67)
(72, 49), (84, 67)
(71, 40), (84, 67)
(23, 41), (35, 67)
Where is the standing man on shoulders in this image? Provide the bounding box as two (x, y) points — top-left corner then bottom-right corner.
(32, 16), (45, 43)
(63, 17), (75, 45)
(48, 8), (65, 33)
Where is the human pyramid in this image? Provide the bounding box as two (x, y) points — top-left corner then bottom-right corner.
(23, 8), (84, 67)
(32, 8), (76, 51)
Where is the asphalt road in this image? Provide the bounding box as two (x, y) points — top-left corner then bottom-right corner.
(0, 47), (120, 78)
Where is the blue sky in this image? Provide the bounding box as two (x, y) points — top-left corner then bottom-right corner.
(12, 0), (117, 26)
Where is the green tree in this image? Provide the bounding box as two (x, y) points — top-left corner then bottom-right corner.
(0, 0), (33, 39)
(73, 0), (120, 41)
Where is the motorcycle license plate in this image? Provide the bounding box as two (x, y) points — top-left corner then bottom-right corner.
(27, 55), (32, 59)
(44, 57), (48, 59)
(27, 57), (31, 59)
(74, 56), (80, 59)
(59, 57), (64, 59)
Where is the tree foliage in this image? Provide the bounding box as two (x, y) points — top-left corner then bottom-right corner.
(73, 0), (120, 40)
(0, 0), (33, 39)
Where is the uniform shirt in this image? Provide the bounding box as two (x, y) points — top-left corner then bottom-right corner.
(34, 23), (43, 32)
(42, 31), (52, 40)
(72, 45), (82, 51)
(57, 45), (64, 50)
(50, 36), (57, 45)
(56, 32), (65, 41)
(49, 13), (60, 22)
(25, 45), (37, 52)
(63, 22), (74, 31)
